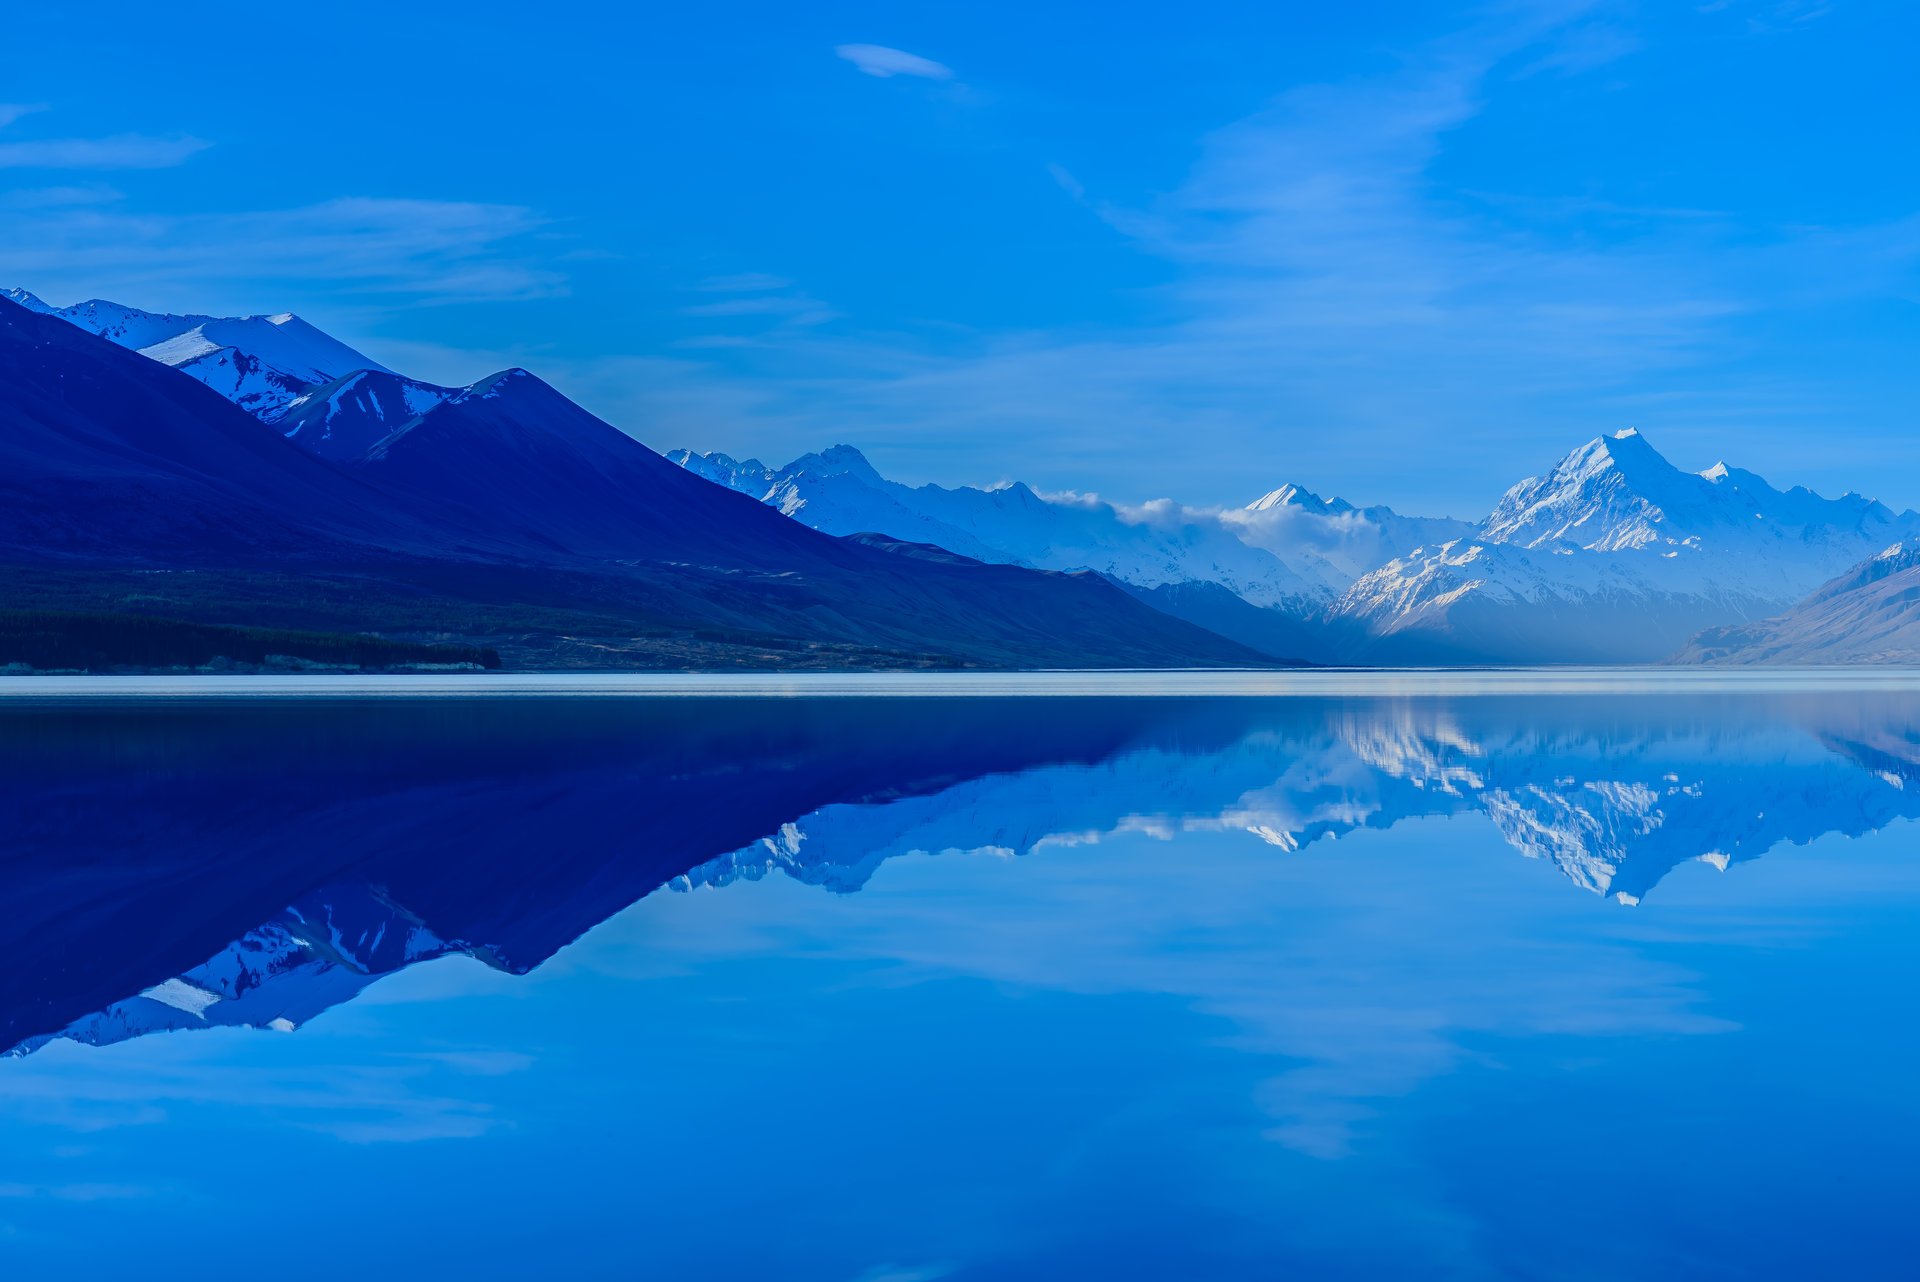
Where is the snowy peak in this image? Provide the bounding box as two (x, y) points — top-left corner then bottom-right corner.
(668, 449), (776, 496)
(451, 366), (540, 403)
(1246, 483), (1356, 517)
(1810, 539), (1920, 602)
(783, 443), (887, 485)
(21, 291), (394, 420)
(1479, 428), (1699, 551)
(1481, 428), (1906, 558)
(1, 286), (54, 314)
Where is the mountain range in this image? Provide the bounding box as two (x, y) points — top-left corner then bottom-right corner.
(0, 288), (1261, 671)
(7, 281), (1918, 666)
(676, 429), (1920, 664)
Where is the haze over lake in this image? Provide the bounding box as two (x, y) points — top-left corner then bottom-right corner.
(3, 674), (1917, 1279)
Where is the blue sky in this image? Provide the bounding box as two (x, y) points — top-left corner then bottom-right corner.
(2, 0), (1916, 513)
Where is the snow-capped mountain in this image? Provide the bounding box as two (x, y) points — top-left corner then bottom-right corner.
(15, 289), (392, 419)
(673, 445), (1331, 611)
(1228, 482), (1476, 588)
(1328, 430), (1920, 663)
(1, 286), (56, 314)
(277, 368), (452, 461)
(675, 431), (1917, 664)
(1676, 540), (1920, 664)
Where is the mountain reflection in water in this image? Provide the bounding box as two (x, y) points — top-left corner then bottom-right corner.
(4, 689), (1915, 1057)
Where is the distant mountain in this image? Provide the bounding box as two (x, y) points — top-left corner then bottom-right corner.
(677, 433), (1917, 665)
(35, 293), (391, 419)
(1, 286), (56, 314)
(1115, 579), (1328, 664)
(1674, 541), (1920, 664)
(673, 444), (1331, 611)
(1329, 431), (1920, 663)
(1231, 481), (1476, 588)
(0, 296), (1264, 671)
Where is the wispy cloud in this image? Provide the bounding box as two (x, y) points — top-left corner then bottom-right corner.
(1704, 0), (1834, 33)
(1513, 21), (1644, 77)
(698, 271), (794, 293)
(0, 102), (47, 129)
(835, 44), (954, 81)
(0, 196), (564, 310)
(679, 274), (839, 329)
(0, 184), (123, 210)
(0, 133), (210, 170)
(0, 1181), (152, 1202)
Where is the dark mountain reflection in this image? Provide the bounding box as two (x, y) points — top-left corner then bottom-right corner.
(5, 690), (1917, 1057)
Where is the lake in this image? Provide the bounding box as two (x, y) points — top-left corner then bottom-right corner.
(2, 673), (1917, 1278)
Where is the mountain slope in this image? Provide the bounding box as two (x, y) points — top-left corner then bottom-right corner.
(1674, 542), (1920, 663)
(355, 373), (1271, 667)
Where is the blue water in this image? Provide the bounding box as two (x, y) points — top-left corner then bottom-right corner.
(2, 681), (1917, 1278)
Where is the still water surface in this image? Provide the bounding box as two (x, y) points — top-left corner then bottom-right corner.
(2, 677), (1917, 1277)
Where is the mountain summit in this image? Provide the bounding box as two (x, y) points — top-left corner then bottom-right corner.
(1328, 430), (1920, 662)
(19, 291), (393, 419)
(1481, 428), (1902, 556)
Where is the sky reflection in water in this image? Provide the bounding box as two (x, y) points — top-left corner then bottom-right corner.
(1, 687), (1917, 1279)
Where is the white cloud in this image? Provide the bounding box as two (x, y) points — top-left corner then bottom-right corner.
(835, 44), (954, 81)
(0, 102), (47, 129)
(0, 133), (210, 170)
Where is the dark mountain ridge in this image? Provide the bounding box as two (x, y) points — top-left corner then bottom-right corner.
(0, 297), (1268, 669)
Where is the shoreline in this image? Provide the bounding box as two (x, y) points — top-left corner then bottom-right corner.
(0, 667), (1916, 699)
